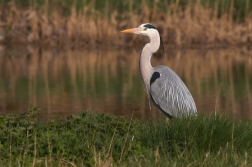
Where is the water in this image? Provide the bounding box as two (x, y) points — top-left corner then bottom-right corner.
(0, 45), (252, 120)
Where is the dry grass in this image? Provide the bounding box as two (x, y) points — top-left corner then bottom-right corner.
(0, 1), (251, 47)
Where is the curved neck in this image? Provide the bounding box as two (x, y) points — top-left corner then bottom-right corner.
(139, 32), (160, 92)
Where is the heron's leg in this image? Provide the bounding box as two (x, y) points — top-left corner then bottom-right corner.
(148, 98), (152, 110)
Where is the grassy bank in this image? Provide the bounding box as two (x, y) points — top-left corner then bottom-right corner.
(0, 0), (251, 47)
(0, 106), (252, 166)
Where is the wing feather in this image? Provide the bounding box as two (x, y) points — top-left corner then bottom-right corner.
(150, 65), (197, 117)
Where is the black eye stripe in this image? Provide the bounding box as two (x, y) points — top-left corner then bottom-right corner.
(143, 24), (156, 29)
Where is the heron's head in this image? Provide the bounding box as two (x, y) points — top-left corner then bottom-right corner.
(121, 23), (164, 55)
(121, 23), (158, 37)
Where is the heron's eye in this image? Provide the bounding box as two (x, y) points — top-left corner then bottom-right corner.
(144, 27), (148, 31)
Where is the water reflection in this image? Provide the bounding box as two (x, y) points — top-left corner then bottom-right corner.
(0, 46), (252, 119)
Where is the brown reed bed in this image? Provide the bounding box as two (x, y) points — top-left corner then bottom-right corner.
(0, 1), (251, 48)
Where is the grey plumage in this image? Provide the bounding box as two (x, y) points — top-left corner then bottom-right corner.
(121, 23), (197, 118)
(150, 66), (197, 118)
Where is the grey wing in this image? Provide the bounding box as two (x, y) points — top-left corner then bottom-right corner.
(150, 66), (197, 118)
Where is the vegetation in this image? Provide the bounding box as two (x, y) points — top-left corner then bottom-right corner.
(2, 0), (252, 20)
(0, 105), (252, 166)
(1, 1), (251, 166)
(0, 0), (251, 47)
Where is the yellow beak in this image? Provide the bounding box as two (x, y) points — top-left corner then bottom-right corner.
(121, 28), (140, 34)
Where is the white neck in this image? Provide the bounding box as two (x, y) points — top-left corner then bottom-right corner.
(139, 31), (160, 92)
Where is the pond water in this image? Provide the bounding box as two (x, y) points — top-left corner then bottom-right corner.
(0, 45), (252, 120)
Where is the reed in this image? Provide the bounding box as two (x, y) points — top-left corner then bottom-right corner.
(0, 0), (251, 47)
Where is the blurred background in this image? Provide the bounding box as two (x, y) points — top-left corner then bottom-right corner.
(0, 0), (252, 120)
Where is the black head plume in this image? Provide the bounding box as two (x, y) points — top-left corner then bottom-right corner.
(143, 24), (156, 29)
(160, 36), (164, 57)
(143, 23), (164, 57)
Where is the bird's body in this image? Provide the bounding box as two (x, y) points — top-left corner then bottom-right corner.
(150, 66), (197, 118)
(122, 23), (197, 118)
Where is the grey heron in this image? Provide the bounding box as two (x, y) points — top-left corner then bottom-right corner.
(121, 23), (197, 118)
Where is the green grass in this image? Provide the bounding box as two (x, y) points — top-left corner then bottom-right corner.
(0, 106), (252, 166)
